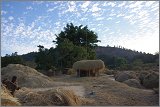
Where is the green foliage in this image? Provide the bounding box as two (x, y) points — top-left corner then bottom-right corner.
(132, 59), (143, 66)
(54, 23), (100, 48)
(54, 23), (100, 58)
(55, 39), (88, 69)
(35, 23), (100, 71)
(35, 46), (53, 70)
(1, 52), (24, 67)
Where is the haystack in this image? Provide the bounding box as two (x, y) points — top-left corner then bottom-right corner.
(1, 64), (54, 88)
(115, 71), (137, 82)
(1, 85), (21, 106)
(73, 60), (105, 77)
(123, 79), (143, 89)
(143, 71), (159, 89)
(14, 87), (92, 106)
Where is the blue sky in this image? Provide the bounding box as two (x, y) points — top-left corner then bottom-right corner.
(1, 1), (159, 56)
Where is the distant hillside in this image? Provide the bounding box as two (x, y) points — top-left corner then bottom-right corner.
(96, 46), (144, 62)
(20, 46), (155, 63)
(21, 52), (38, 61)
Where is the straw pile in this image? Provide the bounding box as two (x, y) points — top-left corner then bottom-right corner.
(1, 85), (21, 106)
(15, 87), (92, 106)
(73, 60), (105, 72)
(1, 64), (54, 88)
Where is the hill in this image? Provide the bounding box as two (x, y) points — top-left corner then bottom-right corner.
(96, 46), (144, 61)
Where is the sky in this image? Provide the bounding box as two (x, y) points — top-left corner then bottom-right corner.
(1, 1), (159, 56)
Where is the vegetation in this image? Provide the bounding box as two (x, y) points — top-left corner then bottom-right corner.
(97, 46), (159, 70)
(1, 52), (24, 67)
(35, 23), (100, 71)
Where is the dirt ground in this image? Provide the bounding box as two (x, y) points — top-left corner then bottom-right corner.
(50, 74), (159, 106)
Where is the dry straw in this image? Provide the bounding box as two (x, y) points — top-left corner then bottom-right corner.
(73, 60), (105, 72)
(1, 85), (21, 106)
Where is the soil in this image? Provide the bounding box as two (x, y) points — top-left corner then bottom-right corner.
(49, 74), (159, 106)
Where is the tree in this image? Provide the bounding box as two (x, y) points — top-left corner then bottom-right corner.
(55, 38), (88, 69)
(35, 45), (52, 70)
(53, 23), (100, 57)
(34, 23), (100, 71)
(1, 52), (24, 67)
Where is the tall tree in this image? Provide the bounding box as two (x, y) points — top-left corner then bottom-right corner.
(53, 23), (100, 53)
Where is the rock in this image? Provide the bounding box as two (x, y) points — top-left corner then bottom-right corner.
(143, 72), (159, 89)
(123, 79), (142, 89)
(115, 71), (136, 82)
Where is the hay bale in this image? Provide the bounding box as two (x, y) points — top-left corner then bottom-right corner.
(73, 60), (105, 71)
(1, 85), (21, 106)
(143, 72), (159, 89)
(123, 79), (143, 89)
(1, 64), (54, 88)
(115, 71), (136, 82)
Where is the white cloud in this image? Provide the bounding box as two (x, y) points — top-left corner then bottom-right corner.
(8, 16), (14, 21)
(80, 17), (87, 21)
(109, 32), (114, 35)
(81, 1), (90, 8)
(107, 17), (112, 20)
(96, 17), (105, 21)
(115, 21), (120, 23)
(66, 1), (77, 12)
(109, 13), (116, 17)
(145, 1), (156, 7)
(26, 6), (33, 10)
(124, 14), (134, 19)
(90, 3), (101, 12)
(116, 14), (124, 17)
(129, 1), (144, 9)
(107, 2), (116, 7)
(117, 1), (126, 7)
(1, 10), (7, 15)
(47, 8), (55, 12)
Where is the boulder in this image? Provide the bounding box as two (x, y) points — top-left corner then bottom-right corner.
(115, 71), (136, 82)
(123, 79), (142, 89)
